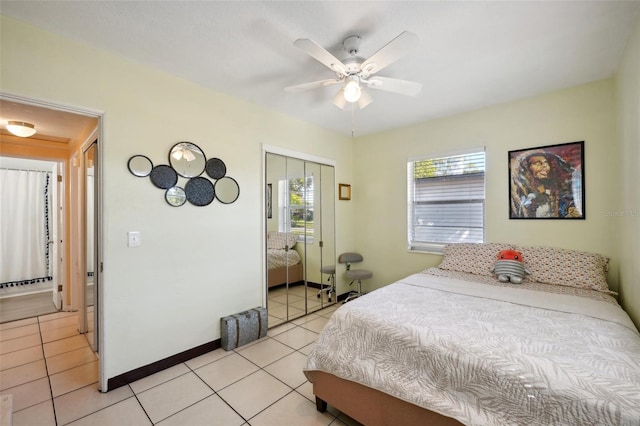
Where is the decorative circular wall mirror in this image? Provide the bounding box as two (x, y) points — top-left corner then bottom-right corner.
(169, 142), (206, 178)
(165, 186), (186, 207)
(127, 155), (153, 177)
(185, 177), (215, 206)
(215, 176), (240, 204)
(205, 158), (227, 179)
(150, 165), (178, 189)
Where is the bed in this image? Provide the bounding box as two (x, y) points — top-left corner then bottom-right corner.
(304, 243), (640, 425)
(267, 232), (303, 288)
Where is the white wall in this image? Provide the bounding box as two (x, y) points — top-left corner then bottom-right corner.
(0, 157), (56, 171)
(353, 79), (621, 294)
(0, 16), (353, 386)
(615, 16), (640, 327)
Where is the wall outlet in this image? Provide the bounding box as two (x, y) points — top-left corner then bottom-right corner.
(127, 231), (141, 248)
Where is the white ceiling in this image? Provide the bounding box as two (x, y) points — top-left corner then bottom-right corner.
(2, 1), (639, 138)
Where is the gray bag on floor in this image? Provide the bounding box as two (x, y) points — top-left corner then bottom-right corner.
(220, 307), (267, 351)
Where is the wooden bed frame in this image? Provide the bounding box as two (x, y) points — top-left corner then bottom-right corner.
(267, 261), (303, 288)
(308, 371), (463, 426)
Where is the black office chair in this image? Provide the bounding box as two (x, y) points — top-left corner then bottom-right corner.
(338, 252), (372, 303)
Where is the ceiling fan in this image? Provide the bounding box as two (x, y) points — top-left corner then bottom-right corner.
(285, 31), (422, 110)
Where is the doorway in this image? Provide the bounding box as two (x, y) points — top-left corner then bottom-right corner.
(0, 95), (101, 334)
(0, 157), (62, 322)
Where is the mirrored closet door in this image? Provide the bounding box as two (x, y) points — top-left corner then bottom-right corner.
(265, 152), (335, 328)
(83, 140), (99, 352)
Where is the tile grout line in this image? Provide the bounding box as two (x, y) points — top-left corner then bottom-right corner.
(129, 384), (155, 425)
(183, 361), (250, 425)
(226, 323), (333, 424)
(19, 307), (335, 425)
(194, 386), (247, 425)
(168, 321), (325, 425)
(37, 314), (60, 426)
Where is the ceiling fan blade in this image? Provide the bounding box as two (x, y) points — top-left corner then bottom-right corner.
(357, 90), (373, 109)
(360, 31), (419, 76)
(294, 39), (348, 76)
(332, 88), (347, 110)
(285, 79), (342, 93)
(367, 76), (422, 96)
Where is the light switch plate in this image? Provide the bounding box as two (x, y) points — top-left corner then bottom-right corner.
(127, 231), (141, 248)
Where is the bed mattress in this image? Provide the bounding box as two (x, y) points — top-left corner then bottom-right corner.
(304, 271), (640, 425)
(267, 249), (301, 269)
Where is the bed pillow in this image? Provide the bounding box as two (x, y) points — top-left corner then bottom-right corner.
(518, 246), (610, 293)
(438, 243), (514, 277)
(267, 232), (297, 250)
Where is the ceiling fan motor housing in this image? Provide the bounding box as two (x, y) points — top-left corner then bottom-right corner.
(342, 57), (363, 75)
(343, 35), (361, 56)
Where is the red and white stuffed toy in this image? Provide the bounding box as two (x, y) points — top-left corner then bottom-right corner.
(490, 249), (530, 284)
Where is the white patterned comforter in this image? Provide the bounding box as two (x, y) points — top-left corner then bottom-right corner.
(304, 273), (640, 426)
(267, 249), (301, 269)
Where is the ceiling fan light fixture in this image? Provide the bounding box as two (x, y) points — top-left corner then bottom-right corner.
(343, 76), (361, 103)
(183, 149), (196, 162)
(171, 149), (183, 161)
(172, 146), (197, 162)
(6, 121), (36, 138)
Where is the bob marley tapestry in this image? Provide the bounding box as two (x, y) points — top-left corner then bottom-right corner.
(509, 141), (585, 219)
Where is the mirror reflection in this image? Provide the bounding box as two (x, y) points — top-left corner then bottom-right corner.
(130, 143), (240, 207)
(165, 186), (186, 207)
(128, 155), (153, 177)
(265, 153), (335, 328)
(169, 142), (206, 178)
(85, 141), (98, 352)
(215, 176), (240, 204)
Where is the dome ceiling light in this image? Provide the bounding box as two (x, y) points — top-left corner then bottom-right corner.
(6, 121), (37, 138)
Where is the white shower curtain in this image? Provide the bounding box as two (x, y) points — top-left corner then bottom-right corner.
(0, 169), (52, 287)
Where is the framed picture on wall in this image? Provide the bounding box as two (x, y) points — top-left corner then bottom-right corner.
(338, 183), (351, 200)
(508, 141), (585, 219)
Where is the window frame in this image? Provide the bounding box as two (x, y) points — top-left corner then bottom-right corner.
(278, 175), (315, 243)
(407, 147), (486, 254)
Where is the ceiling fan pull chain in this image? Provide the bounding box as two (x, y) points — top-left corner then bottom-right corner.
(351, 103), (356, 138)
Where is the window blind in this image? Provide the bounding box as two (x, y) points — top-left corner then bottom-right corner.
(408, 150), (486, 252)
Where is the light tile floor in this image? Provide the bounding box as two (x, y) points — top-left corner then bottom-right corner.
(267, 283), (334, 328)
(0, 305), (361, 425)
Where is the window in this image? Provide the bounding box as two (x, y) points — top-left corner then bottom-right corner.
(278, 176), (314, 242)
(407, 149), (485, 253)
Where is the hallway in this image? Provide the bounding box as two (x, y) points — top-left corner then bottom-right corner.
(0, 291), (58, 324)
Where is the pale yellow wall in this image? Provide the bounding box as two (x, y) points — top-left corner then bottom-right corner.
(615, 16), (640, 327)
(1, 16), (353, 386)
(3, 11), (638, 384)
(353, 79), (622, 296)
